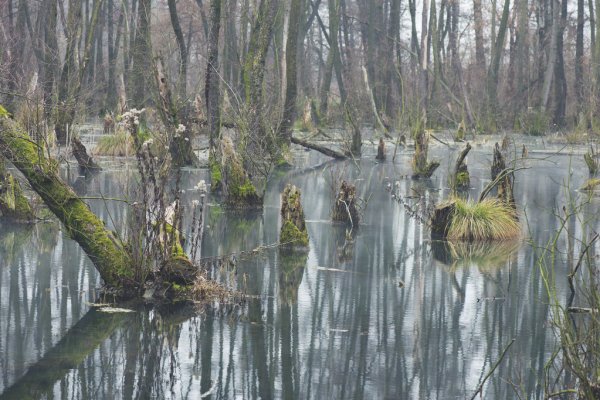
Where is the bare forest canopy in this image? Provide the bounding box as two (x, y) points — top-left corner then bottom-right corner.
(0, 0), (596, 134)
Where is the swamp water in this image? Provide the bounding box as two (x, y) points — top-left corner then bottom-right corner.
(0, 140), (596, 399)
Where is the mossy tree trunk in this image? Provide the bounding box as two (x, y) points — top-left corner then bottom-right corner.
(280, 184), (309, 247)
(0, 157), (35, 222)
(0, 116), (133, 288)
(453, 142), (471, 192)
(243, 0), (279, 144)
(279, 0), (304, 142)
(130, 0), (152, 109)
(154, 57), (198, 168)
(411, 115), (439, 178)
(205, 0), (222, 151)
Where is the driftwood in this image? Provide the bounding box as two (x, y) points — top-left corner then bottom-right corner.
(291, 135), (348, 159)
(72, 137), (101, 171)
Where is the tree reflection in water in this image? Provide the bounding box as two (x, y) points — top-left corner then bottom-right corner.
(0, 147), (589, 399)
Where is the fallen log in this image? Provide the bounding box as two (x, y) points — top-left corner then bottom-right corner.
(291, 136), (347, 160)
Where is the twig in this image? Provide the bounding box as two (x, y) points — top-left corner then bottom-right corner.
(470, 338), (516, 400)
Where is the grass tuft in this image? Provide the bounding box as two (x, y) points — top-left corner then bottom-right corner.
(94, 132), (133, 156)
(447, 198), (520, 241)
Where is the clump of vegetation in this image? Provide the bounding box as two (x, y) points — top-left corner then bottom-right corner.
(580, 178), (600, 191)
(584, 145), (599, 175)
(94, 131), (134, 156)
(433, 198), (520, 241)
(517, 109), (549, 136)
(280, 184), (309, 247)
(209, 155), (222, 192)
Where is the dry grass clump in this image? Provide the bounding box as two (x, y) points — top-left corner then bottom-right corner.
(94, 131), (134, 156)
(447, 198), (520, 241)
(581, 178), (600, 191)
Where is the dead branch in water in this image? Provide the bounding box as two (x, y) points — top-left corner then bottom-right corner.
(291, 135), (348, 159)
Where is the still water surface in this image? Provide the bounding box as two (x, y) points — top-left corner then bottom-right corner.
(0, 140), (596, 399)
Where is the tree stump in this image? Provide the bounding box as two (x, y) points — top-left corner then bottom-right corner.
(220, 136), (262, 208)
(430, 201), (456, 239)
(332, 181), (360, 226)
(72, 137), (101, 172)
(280, 184), (309, 247)
(491, 143), (515, 205)
(376, 138), (386, 161)
(454, 143), (471, 191)
(411, 120), (439, 178)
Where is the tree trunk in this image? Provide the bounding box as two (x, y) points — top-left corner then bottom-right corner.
(168, 0), (188, 102)
(0, 116), (132, 288)
(130, 0), (151, 109)
(473, 0), (486, 73)
(279, 0), (304, 142)
(0, 157), (35, 222)
(205, 0), (222, 150)
(486, 0), (511, 127)
(575, 0), (584, 109)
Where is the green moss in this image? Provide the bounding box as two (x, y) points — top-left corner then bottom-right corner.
(0, 117), (133, 287)
(0, 105), (10, 118)
(280, 220), (309, 246)
(209, 158), (222, 191)
(456, 171), (470, 189)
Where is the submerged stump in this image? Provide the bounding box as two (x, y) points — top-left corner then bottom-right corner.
(411, 118), (439, 179)
(491, 143), (515, 206)
(376, 138), (386, 161)
(219, 136), (262, 209)
(280, 184), (309, 248)
(332, 181), (360, 226)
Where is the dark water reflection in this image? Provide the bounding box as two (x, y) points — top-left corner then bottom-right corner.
(1, 143), (598, 399)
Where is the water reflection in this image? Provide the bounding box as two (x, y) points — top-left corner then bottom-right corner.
(0, 145), (597, 399)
